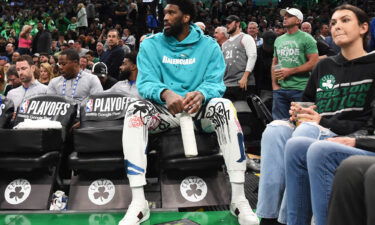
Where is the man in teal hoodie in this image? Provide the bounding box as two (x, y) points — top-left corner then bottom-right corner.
(119, 0), (259, 224)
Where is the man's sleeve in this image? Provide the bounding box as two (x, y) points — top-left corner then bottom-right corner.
(136, 43), (168, 104)
(90, 76), (104, 94)
(47, 80), (57, 94)
(241, 35), (257, 72)
(305, 34), (319, 55)
(196, 43), (226, 103)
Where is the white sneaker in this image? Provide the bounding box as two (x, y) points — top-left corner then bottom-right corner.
(230, 200), (260, 225)
(118, 200), (150, 225)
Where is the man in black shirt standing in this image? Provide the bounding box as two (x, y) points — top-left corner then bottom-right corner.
(100, 29), (125, 80)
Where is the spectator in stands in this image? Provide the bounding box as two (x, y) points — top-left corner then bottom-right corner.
(0, 67), (5, 95)
(369, 17), (375, 51)
(214, 26), (228, 46)
(253, 31), (277, 110)
(79, 56), (91, 72)
(282, 4), (375, 225)
(195, 21), (206, 32)
(92, 62), (117, 91)
(67, 17), (78, 34)
(96, 42), (105, 59)
(77, 3), (88, 35)
(257, 7), (319, 225)
(122, 28), (136, 50)
(5, 43), (15, 61)
(73, 40), (89, 57)
(247, 22), (263, 47)
(38, 63), (55, 85)
(17, 25), (33, 55)
(274, 23), (286, 36)
(302, 22), (336, 59)
(118, 39), (131, 55)
(106, 52), (140, 98)
(11, 52), (21, 65)
(222, 15), (257, 101)
(32, 53), (40, 67)
(39, 53), (49, 64)
(0, 56), (9, 67)
(32, 22), (52, 54)
(47, 49), (102, 102)
(270, 8), (319, 120)
(118, 1), (259, 225)
(317, 23), (341, 54)
(85, 50), (99, 66)
(4, 65), (21, 96)
(7, 55), (47, 109)
(101, 29), (125, 80)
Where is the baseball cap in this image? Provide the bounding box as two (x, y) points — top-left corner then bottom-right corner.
(92, 62), (108, 77)
(280, 7), (303, 22)
(68, 40), (74, 44)
(226, 15), (240, 23)
(0, 56), (8, 61)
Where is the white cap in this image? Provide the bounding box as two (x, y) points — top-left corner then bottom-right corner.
(68, 40), (74, 44)
(280, 8), (303, 22)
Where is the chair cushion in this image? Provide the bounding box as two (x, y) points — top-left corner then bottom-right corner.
(68, 152), (124, 171)
(0, 129), (62, 153)
(73, 123), (123, 153)
(162, 153), (224, 171)
(151, 128), (219, 160)
(0, 151), (59, 169)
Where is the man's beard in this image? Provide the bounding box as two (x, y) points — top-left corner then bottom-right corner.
(227, 26), (236, 35)
(118, 70), (131, 81)
(164, 20), (184, 37)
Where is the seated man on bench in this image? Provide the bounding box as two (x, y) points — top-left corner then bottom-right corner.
(119, 1), (259, 225)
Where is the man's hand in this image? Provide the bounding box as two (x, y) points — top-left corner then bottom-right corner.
(296, 107), (321, 124)
(272, 83), (281, 90)
(162, 89), (185, 115)
(326, 137), (356, 147)
(238, 76), (248, 90)
(183, 91), (204, 114)
(274, 68), (294, 80)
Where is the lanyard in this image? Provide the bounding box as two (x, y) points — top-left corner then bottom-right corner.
(62, 72), (82, 98)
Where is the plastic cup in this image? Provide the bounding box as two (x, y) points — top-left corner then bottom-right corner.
(294, 102), (315, 126)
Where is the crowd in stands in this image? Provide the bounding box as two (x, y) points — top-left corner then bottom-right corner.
(1, 1), (375, 225)
(0, 0), (374, 96)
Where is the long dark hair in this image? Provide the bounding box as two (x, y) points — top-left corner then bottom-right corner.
(332, 4), (369, 49)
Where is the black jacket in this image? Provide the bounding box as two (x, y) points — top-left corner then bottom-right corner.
(303, 52), (375, 135)
(100, 45), (125, 80)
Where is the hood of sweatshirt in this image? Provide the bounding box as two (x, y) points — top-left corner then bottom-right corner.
(329, 50), (375, 66)
(162, 24), (203, 47)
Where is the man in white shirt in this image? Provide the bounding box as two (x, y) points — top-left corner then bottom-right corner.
(7, 55), (47, 109)
(222, 15), (257, 101)
(47, 49), (103, 102)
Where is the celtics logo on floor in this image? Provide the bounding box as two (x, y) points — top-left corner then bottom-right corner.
(180, 176), (207, 202)
(4, 179), (31, 205)
(88, 179), (115, 205)
(320, 74), (336, 91)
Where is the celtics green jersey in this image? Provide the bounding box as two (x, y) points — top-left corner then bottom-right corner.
(274, 30), (318, 90)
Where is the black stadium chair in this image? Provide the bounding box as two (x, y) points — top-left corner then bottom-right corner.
(68, 92), (132, 210)
(0, 94), (77, 210)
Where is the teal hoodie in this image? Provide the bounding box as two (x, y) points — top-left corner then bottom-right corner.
(136, 24), (226, 105)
